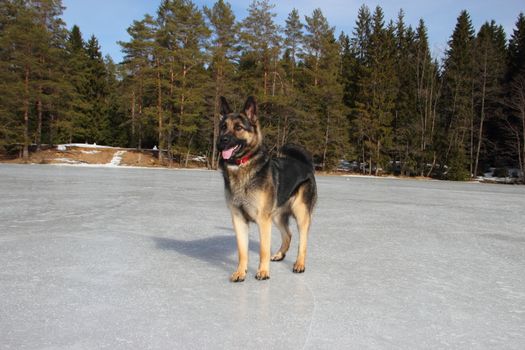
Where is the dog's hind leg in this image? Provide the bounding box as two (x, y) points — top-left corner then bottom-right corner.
(291, 198), (311, 273)
(271, 213), (291, 262)
(230, 210), (249, 282)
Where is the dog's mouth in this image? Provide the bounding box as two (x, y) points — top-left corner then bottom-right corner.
(221, 144), (241, 160)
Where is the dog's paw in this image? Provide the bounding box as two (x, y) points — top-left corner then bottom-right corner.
(255, 270), (270, 280)
(270, 252), (286, 261)
(293, 262), (305, 273)
(230, 270), (246, 282)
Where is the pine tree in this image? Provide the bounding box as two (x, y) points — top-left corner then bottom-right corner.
(204, 0), (238, 168)
(275, 8), (304, 149)
(338, 32), (356, 108)
(119, 14), (158, 149)
(284, 9), (302, 90)
(0, 1), (28, 154)
(239, 0), (280, 98)
(57, 24), (89, 143)
(104, 55), (127, 146)
(349, 5), (372, 172)
(507, 13), (525, 80)
(392, 16), (440, 176)
(353, 6), (398, 175)
(414, 19), (441, 176)
(352, 5), (372, 64)
(238, 0), (282, 151)
(31, 0), (68, 150)
(0, 0), (68, 158)
(505, 13), (525, 180)
(82, 35), (111, 144)
(440, 10), (475, 180)
(392, 10), (418, 175)
(156, 0), (210, 164)
(472, 21), (506, 176)
(507, 72), (525, 182)
(302, 8), (348, 169)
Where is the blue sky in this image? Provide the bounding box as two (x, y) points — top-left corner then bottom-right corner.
(62, 0), (524, 63)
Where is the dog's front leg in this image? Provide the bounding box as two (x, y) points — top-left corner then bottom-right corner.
(230, 210), (249, 282)
(255, 216), (272, 280)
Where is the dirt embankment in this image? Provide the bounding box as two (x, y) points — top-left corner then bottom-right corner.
(2, 145), (170, 168)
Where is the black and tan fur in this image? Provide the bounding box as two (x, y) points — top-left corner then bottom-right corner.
(217, 96), (317, 282)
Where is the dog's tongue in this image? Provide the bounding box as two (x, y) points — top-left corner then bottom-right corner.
(222, 146), (236, 160)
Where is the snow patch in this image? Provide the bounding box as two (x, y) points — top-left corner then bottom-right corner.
(53, 158), (84, 164)
(57, 143), (119, 150)
(109, 151), (126, 166)
(341, 174), (401, 180)
(191, 155), (207, 163)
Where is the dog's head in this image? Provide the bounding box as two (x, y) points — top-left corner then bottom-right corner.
(217, 96), (262, 163)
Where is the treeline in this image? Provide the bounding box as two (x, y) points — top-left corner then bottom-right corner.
(1, 0), (525, 180)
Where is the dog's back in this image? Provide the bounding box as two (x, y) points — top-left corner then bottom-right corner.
(280, 144), (314, 168)
(272, 144), (317, 210)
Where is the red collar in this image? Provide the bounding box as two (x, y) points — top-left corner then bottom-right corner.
(235, 153), (253, 166)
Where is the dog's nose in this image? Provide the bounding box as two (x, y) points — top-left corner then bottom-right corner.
(220, 135), (230, 144)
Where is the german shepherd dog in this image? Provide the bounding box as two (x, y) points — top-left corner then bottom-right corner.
(217, 96), (317, 282)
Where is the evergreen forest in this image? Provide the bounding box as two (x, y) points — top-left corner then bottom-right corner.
(1, 0), (525, 180)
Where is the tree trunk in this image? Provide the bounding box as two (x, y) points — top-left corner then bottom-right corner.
(156, 58), (163, 161)
(375, 140), (380, 176)
(23, 66), (30, 160)
(281, 114), (288, 147)
(314, 50), (319, 87)
(516, 129), (523, 182)
(446, 85), (459, 161)
(322, 112), (330, 171)
(272, 55), (277, 97)
(36, 52), (45, 152)
(290, 47), (296, 90)
(184, 135), (194, 168)
(474, 51), (488, 178)
(138, 75), (144, 150)
(263, 55), (268, 98)
(36, 98), (43, 151)
(518, 106), (525, 183)
(212, 70), (221, 170)
(276, 114), (281, 150)
(430, 72), (442, 146)
(169, 63), (175, 148)
(469, 79), (476, 177)
(131, 89), (136, 143)
(426, 151), (437, 177)
(179, 66), (187, 165)
(49, 114), (55, 146)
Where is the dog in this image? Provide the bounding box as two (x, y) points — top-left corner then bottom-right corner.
(217, 96), (317, 282)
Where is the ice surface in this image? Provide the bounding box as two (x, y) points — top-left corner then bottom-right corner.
(1, 164), (524, 349)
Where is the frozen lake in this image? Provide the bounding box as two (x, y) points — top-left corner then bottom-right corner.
(1, 164), (524, 349)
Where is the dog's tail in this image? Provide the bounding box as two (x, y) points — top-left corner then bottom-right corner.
(280, 144), (314, 169)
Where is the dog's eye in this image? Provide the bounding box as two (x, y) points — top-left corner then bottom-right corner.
(220, 124), (227, 131)
(234, 125), (243, 131)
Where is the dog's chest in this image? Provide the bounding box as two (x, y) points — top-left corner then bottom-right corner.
(225, 169), (260, 217)
(227, 174), (253, 204)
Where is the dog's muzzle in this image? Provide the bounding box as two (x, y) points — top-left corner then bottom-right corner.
(218, 134), (244, 160)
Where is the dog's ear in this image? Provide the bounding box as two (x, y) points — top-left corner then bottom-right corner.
(243, 96), (257, 124)
(220, 96), (232, 119)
